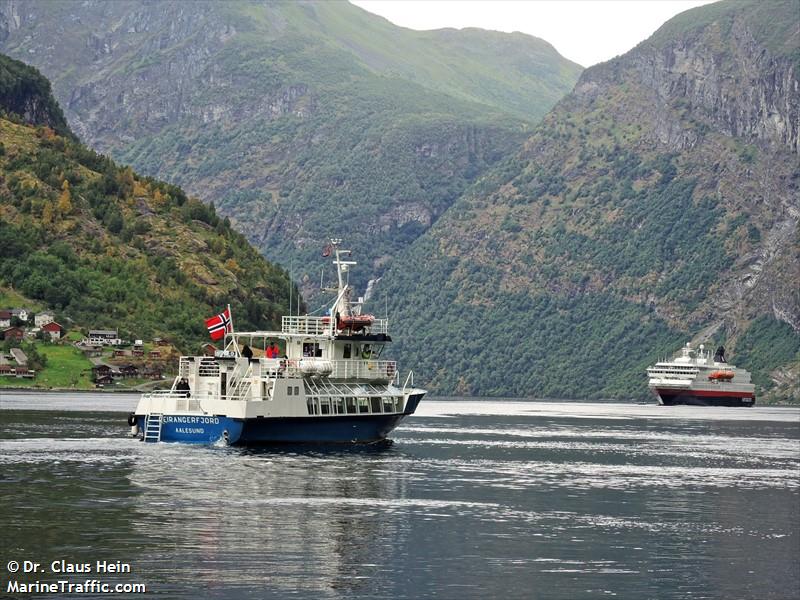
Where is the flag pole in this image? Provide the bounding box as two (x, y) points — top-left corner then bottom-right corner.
(228, 303), (239, 355)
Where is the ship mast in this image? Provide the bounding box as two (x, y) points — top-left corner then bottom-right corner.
(326, 239), (357, 319)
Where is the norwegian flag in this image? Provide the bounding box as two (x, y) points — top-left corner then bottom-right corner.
(205, 308), (231, 341)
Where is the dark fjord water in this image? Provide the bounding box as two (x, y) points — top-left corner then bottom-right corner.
(1, 393), (798, 599)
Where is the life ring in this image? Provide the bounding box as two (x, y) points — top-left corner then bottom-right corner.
(127, 413), (137, 426)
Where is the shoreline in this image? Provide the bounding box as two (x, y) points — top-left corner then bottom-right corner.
(0, 385), (167, 394)
(1, 387), (797, 406)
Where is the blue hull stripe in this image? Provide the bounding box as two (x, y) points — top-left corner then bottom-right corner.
(136, 413), (410, 444)
(238, 414), (407, 444)
(136, 416), (243, 444)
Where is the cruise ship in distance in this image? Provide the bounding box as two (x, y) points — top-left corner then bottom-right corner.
(647, 342), (755, 407)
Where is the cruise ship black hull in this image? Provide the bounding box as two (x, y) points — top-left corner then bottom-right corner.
(655, 388), (755, 407)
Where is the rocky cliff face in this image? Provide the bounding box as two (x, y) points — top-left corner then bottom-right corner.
(577, 4), (799, 153)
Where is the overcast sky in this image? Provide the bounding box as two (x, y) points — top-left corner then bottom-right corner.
(350, 0), (716, 67)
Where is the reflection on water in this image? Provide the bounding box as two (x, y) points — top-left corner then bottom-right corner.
(0, 397), (798, 599)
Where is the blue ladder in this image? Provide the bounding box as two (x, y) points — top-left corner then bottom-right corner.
(143, 413), (162, 443)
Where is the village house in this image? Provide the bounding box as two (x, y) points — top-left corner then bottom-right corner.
(92, 364), (116, 383)
(1, 326), (24, 342)
(88, 329), (120, 346)
(143, 365), (163, 380)
(0, 310), (11, 328)
(34, 311), (55, 327)
(0, 364), (13, 377)
(13, 366), (34, 378)
(94, 372), (114, 385)
(148, 350), (162, 359)
(201, 343), (217, 356)
(11, 308), (29, 322)
(118, 364), (139, 378)
(81, 345), (103, 358)
(41, 321), (63, 341)
(132, 347), (144, 357)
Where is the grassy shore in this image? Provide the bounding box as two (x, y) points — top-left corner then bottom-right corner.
(2, 344), (95, 389)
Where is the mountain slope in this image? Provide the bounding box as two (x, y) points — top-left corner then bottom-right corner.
(375, 0), (800, 401)
(0, 0), (582, 297)
(0, 53), (294, 347)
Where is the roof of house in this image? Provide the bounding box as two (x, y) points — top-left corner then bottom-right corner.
(10, 348), (28, 364)
(42, 321), (62, 331)
(89, 329), (118, 336)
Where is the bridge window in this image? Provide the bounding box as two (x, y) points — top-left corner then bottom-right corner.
(332, 398), (344, 414)
(306, 398), (318, 415)
(358, 397), (369, 413)
(370, 397), (382, 413)
(346, 397), (357, 413)
(320, 399), (331, 415)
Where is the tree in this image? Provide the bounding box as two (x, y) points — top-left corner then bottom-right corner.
(57, 179), (72, 215)
(42, 201), (54, 225)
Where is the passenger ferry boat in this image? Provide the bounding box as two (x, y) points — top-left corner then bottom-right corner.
(128, 240), (426, 444)
(646, 342), (755, 406)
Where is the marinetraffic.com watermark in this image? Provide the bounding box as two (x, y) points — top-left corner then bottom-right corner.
(5, 559), (146, 595)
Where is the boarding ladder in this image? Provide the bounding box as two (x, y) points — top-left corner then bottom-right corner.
(143, 413), (163, 443)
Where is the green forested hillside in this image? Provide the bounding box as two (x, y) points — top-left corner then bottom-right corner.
(0, 54), (294, 348)
(0, 53), (71, 138)
(373, 0), (800, 401)
(0, 0), (582, 298)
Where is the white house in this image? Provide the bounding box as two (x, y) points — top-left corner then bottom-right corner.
(0, 310), (10, 328)
(88, 329), (121, 346)
(42, 322), (63, 341)
(34, 311), (55, 327)
(11, 308), (29, 322)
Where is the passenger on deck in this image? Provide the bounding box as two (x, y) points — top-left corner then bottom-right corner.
(268, 342), (280, 359)
(242, 345), (254, 361)
(176, 378), (191, 398)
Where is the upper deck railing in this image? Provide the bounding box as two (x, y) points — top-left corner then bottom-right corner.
(281, 315), (389, 336)
(282, 316), (332, 335)
(260, 358), (397, 382)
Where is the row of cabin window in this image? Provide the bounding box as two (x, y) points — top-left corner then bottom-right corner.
(306, 396), (399, 415)
(299, 343), (379, 359)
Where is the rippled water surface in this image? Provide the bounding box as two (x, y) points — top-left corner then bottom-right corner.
(1, 393), (798, 599)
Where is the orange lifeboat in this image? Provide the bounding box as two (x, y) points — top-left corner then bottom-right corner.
(708, 370), (735, 381)
(337, 314), (375, 332)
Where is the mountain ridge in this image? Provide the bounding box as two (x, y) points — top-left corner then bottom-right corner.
(374, 0), (800, 400)
(0, 0), (582, 298)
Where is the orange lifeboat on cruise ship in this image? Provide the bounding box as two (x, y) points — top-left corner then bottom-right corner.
(708, 370), (735, 381)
